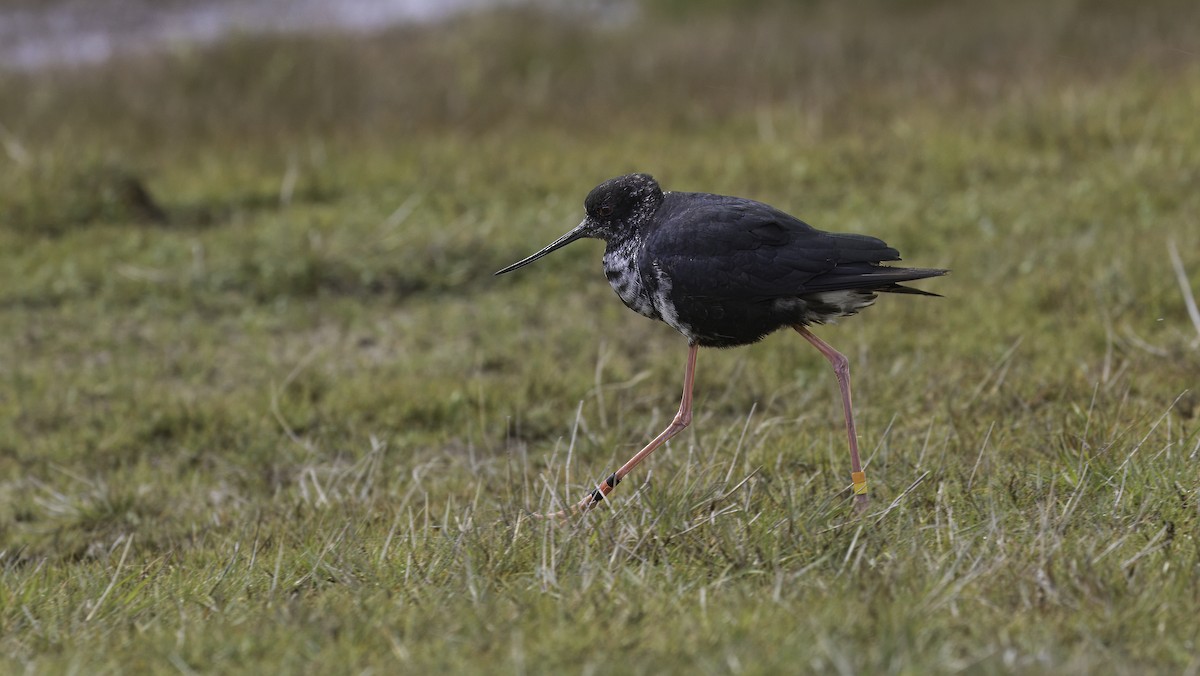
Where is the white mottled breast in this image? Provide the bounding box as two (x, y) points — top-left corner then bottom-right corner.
(650, 261), (692, 336)
(603, 239), (658, 320)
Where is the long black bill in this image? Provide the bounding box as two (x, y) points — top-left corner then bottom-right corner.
(494, 221), (589, 275)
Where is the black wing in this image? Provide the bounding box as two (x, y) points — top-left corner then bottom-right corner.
(645, 192), (942, 299)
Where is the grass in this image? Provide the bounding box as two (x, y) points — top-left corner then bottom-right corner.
(1, 0), (1199, 672)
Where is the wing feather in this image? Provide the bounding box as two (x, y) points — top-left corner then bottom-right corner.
(645, 192), (938, 300)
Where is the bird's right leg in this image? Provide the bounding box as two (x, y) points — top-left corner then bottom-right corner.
(541, 343), (698, 518)
(793, 325), (869, 513)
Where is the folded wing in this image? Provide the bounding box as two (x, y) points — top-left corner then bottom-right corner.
(647, 193), (945, 299)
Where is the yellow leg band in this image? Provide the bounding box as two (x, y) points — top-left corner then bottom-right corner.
(851, 471), (868, 495)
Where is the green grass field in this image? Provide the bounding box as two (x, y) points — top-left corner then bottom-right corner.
(2, 1), (1199, 672)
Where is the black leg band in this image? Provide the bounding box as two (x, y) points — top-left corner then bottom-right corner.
(588, 473), (622, 504)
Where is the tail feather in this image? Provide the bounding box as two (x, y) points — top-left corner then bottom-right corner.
(803, 265), (949, 294)
(883, 283), (943, 297)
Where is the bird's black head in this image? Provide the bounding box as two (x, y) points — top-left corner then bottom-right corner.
(495, 173), (665, 275)
(582, 173), (664, 237)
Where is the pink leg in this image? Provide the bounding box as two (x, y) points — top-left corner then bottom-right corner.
(551, 343), (699, 517)
(793, 325), (868, 512)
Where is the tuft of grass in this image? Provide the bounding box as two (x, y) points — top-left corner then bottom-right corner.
(1, 1), (1199, 673)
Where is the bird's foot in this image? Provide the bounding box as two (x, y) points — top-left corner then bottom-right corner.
(852, 492), (869, 515)
(525, 508), (571, 522)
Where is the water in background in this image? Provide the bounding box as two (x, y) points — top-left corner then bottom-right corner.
(0, 0), (502, 69)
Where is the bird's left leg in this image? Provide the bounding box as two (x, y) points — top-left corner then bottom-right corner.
(554, 342), (699, 517)
(793, 325), (869, 512)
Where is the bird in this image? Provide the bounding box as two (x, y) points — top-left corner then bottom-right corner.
(496, 173), (946, 516)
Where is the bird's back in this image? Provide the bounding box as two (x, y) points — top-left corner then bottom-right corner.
(639, 191), (945, 347)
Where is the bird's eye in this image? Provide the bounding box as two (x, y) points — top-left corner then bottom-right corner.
(599, 205), (614, 217)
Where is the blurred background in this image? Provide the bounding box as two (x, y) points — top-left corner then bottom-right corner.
(2, 0), (1199, 671)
